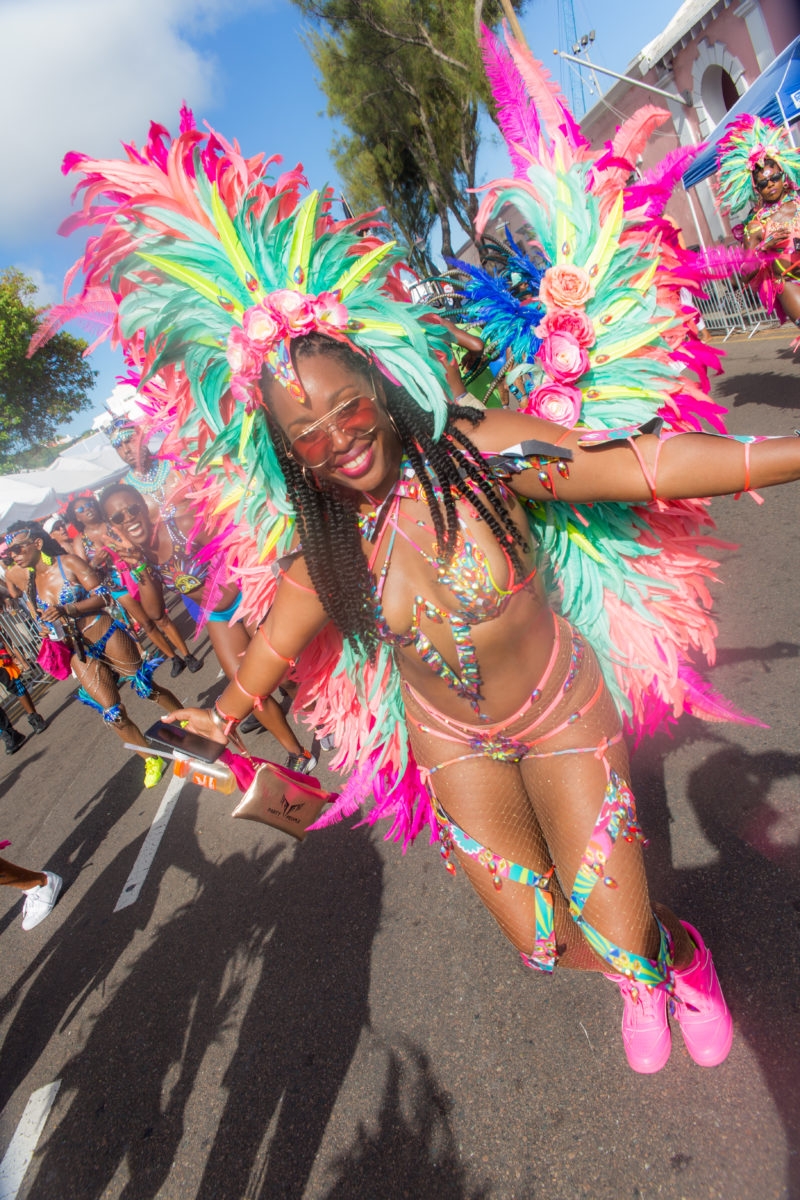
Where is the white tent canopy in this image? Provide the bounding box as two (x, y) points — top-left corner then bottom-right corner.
(0, 432), (127, 527)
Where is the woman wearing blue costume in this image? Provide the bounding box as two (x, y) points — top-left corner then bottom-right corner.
(4, 521), (181, 789)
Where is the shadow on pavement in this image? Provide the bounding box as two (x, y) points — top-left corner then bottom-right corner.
(0, 755), (166, 1103)
(714, 370), (800, 409)
(320, 1043), (490, 1200)
(20, 802), (383, 1200)
(632, 730), (800, 1199)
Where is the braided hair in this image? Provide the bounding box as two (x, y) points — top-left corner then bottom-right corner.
(266, 333), (528, 657)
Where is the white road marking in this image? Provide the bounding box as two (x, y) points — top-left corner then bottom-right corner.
(0, 1081), (61, 1200)
(114, 772), (185, 912)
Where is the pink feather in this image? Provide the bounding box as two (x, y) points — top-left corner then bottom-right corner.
(479, 26), (542, 177)
(502, 25), (589, 157)
(624, 144), (703, 217)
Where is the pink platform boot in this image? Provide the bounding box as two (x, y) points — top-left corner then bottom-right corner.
(672, 921), (733, 1067)
(604, 974), (671, 1073)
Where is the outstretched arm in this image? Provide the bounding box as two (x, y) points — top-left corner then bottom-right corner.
(469, 409), (800, 505)
(164, 555), (329, 742)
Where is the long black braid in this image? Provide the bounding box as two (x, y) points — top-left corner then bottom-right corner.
(267, 335), (529, 657)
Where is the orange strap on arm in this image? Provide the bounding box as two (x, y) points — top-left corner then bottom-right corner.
(734, 440), (764, 505)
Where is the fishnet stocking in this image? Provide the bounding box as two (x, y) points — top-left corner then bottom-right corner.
(406, 627), (677, 973)
(72, 616), (181, 756)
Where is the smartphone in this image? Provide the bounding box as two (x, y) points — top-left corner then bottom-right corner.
(144, 719), (225, 764)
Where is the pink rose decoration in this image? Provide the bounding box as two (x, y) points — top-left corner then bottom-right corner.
(271, 289), (317, 333)
(537, 331), (590, 383)
(523, 382), (582, 427)
(536, 306), (595, 348)
(539, 264), (594, 309)
(243, 302), (285, 347)
(226, 327), (261, 378)
(314, 291), (349, 331)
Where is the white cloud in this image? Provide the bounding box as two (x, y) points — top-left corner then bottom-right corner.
(0, 0), (254, 246)
(15, 264), (60, 307)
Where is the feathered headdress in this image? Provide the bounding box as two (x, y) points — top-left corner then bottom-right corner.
(437, 25), (759, 741)
(56, 110), (451, 517)
(716, 115), (800, 216)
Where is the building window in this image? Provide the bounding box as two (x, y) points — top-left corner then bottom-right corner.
(701, 64), (741, 124)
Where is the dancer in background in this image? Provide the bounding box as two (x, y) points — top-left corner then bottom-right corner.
(717, 115), (800, 328)
(108, 418), (191, 524)
(99, 484), (316, 773)
(68, 492), (200, 674)
(4, 521), (180, 789)
(43, 515), (75, 556)
(66, 494), (200, 677)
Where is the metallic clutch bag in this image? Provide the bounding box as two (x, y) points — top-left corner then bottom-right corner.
(231, 760), (336, 841)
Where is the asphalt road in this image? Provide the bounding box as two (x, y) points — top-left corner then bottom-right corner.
(2, 329), (799, 1200)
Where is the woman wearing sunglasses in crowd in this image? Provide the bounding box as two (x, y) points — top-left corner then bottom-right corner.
(3, 521), (181, 789)
(65, 494), (200, 678)
(43, 516), (75, 557)
(718, 117), (800, 329)
(98, 485), (317, 774)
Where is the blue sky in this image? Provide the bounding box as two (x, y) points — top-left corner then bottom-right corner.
(0, 0), (682, 432)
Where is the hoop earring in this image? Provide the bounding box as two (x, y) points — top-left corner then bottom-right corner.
(301, 465), (322, 491)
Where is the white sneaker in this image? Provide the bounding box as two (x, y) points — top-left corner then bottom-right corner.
(20, 871), (63, 931)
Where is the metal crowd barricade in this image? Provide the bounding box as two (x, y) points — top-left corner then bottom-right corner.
(696, 271), (779, 340)
(0, 602), (45, 694)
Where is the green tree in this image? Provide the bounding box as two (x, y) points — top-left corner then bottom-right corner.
(0, 268), (96, 473)
(292, 0), (526, 268)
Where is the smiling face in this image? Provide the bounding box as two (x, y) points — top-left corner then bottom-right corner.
(101, 488), (152, 546)
(263, 345), (402, 500)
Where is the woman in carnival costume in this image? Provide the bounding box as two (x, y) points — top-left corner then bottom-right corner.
(65, 492), (199, 675)
(4, 521), (180, 788)
(97, 480), (318, 773)
(717, 115), (800, 328)
(48, 47), (800, 1074)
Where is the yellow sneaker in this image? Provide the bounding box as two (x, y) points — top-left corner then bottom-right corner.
(144, 756), (166, 789)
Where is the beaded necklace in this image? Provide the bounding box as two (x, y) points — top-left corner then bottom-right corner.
(363, 457), (535, 716)
(126, 457), (172, 500)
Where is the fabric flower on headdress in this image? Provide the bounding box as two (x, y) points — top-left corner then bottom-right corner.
(716, 115), (800, 216)
(228, 287), (351, 411)
(523, 381), (582, 426)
